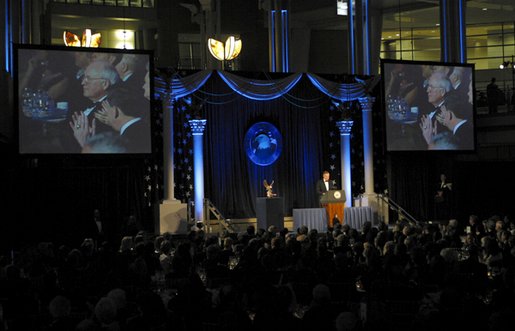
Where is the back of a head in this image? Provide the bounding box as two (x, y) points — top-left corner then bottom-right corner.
(335, 311), (359, 331)
(120, 54), (138, 69)
(94, 297), (117, 325)
(271, 236), (283, 249)
(444, 92), (470, 119)
(49, 295), (71, 318)
(299, 225), (309, 235)
(158, 239), (171, 255)
(312, 283), (331, 304)
(119, 236), (133, 252)
(107, 86), (146, 117)
(107, 288), (127, 310)
(75, 318), (100, 331)
(206, 243), (221, 260)
(246, 225), (255, 236)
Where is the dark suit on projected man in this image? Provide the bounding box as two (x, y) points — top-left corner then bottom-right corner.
(316, 170), (337, 206)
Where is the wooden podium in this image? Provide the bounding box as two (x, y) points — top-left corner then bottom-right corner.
(320, 190), (346, 227)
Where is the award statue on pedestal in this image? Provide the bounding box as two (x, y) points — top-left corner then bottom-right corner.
(263, 179), (276, 198)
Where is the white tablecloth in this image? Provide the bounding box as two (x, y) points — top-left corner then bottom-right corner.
(344, 206), (373, 229)
(293, 208), (328, 232)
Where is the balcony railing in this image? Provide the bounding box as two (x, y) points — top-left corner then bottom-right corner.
(51, 0), (154, 8)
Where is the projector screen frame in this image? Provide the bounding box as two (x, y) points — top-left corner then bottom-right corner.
(380, 58), (476, 153)
(14, 43), (155, 157)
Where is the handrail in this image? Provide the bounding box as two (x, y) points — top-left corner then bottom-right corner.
(377, 194), (422, 226)
(203, 198), (236, 233)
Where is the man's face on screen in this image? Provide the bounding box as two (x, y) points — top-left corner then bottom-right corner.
(82, 63), (109, 101)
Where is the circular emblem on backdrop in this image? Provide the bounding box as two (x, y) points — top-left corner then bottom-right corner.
(244, 122), (282, 166)
(334, 191), (341, 199)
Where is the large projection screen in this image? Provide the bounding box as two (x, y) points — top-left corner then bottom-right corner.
(15, 45), (153, 154)
(381, 59), (476, 152)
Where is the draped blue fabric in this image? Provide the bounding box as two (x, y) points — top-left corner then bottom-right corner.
(164, 70), (367, 102)
(306, 73), (366, 101)
(154, 75), (168, 98)
(217, 70), (303, 101)
(170, 70), (212, 100)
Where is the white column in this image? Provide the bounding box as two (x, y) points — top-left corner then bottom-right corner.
(358, 96), (375, 195)
(336, 120), (354, 207)
(188, 119), (207, 222)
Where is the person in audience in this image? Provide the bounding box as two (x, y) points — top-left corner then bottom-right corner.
(69, 60), (120, 151)
(94, 88), (150, 153)
(115, 54), (146, 96)
(158, 239), (173, 276)
(419, 71), (454, 149)
(91, 52), (122, 66)
(46, 295), (77, 331)
(302, 283), (340, 331)
(434, 95), (474, 150)
(93, 297), (119, 330)
(335, 311), (360, 331)
(3, 210), (515, 331)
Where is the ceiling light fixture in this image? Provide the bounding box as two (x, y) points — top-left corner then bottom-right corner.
(208, 36), (242, 61)
(63, 29), (101, 47)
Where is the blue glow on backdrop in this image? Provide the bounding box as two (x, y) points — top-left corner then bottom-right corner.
(458, 0), (465, 62)
(270, 10), (276, 72)
(281, 9), (289, 72)
(5, 0), (12, 72)
(363, 0), (370, 75)
(348, 0), (355, 74)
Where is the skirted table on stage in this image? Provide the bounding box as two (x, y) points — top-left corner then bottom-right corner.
(344, 206), (373, 229)
(293, 206), (373, 232)
(292, 208), (328, 232)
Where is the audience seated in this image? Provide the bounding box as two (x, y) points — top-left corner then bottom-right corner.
(2, 212), (515, 331)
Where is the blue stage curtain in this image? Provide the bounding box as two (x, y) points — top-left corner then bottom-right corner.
(200, 74), (325, 219)
(217, 70), (302, 101)
(306, 73), (366, 101)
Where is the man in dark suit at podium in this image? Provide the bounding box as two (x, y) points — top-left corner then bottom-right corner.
(316, 170), (337, 206)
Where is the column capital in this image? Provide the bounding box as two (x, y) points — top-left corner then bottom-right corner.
(336, 120), (354, 136)
(188, 119), (207, 135)
(358, 96), (375, 112)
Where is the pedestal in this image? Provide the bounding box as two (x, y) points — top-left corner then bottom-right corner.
(256, 197), (284, 230)
(159, 200), (188, 234)
(353, 193), (386, 225)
